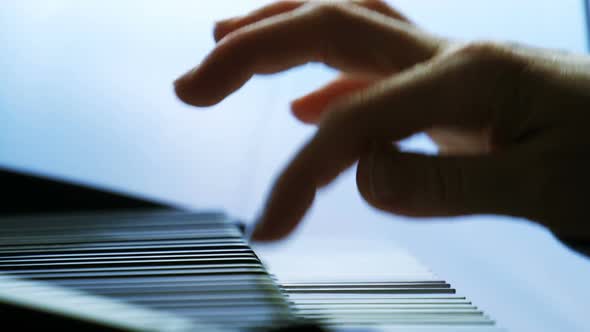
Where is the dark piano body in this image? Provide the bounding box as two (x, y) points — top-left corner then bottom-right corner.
(0, 168), (503, 331)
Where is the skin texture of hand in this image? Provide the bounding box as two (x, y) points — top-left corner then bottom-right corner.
(174, 0), (590, 242)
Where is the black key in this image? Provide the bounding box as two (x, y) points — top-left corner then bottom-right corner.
(0, 257), (261, 270)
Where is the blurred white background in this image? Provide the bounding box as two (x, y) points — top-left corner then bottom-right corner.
(1, 1), (590, 331)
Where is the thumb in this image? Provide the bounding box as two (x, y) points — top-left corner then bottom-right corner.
(356, 143), (529, 218)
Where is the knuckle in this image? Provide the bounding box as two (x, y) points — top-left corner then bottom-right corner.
(452, 41), (525, 68)
(442, 41), (530, 142)
(303, 2), (354, 62)
(456, 41), (504, 57)
(309, 2), (351, 22)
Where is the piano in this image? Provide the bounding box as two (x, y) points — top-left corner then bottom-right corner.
(2, 2), (589, 330)
(0, 168), (502, 331)
(0, 210), (502, 331)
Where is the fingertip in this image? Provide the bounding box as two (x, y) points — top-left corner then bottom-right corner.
(249, 223), (284, 242)
(248, 214), (294, 242)
(290, 97), (305, 112)
(290, 100), (320, 124)
(251, 168), (318, 242)
(173, 78), (194, 105)
(174, 63), (233, 107)
(213, 26), (224, 43)
(173, 77), (197, 105)
(173, 77), (220, 107)
(213, 21), (232, 43)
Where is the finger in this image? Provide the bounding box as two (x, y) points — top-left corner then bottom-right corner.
(214, 1), (304, 42)
(175, 4), (440, 106)
(291, 76), (374, 124)
(251, 127), (364, 241)
(355, 143), (527, 218)
(250, 52), (523, 241)
(251, 66), (435, 241)
(214, 0), (411, 42)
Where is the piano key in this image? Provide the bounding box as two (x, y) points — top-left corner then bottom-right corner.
(6, 223), (240, 232)
(0, 211), (229, 229)
(3, 263), (265, 275)
(319, 321), (496, 327)
(282, 281), (448, 287)
(292, 298), (472, 305)
(56, 281), (279, 293)
(149, 305), (291, 317)
(14, 281), (283, 297)
(0, 240), (250, 254)
(167, 314), (292, 328)
(296, 316), (490, 325)
(0, 257), (261, 269)
(282, 283), (452, 289)
(116, 292), (288, 303)
(325, 327), (502, 331)
(299, 311), (489, 317)
(47, 274), (274, 287)
(287, 293), (466, 300)
(0, 252), (257, 264)
(143, 299), (290, 309)
(64, 284), (284, 296)
(284, 287), (456, 294)
(20, 267), (269, 279)
(0, 248), (254, 260)
(294, 304), (479, 311)
(0, 218), (240, 230)
(0, 222), (238, 233)
(172, 317), (291, 329)
(0, 232), (243, 245)
(295, 306), (483, 316)
(302, 313), (491, 321)
(320, 318), (495, 326)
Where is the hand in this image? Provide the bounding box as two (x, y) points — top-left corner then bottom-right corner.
(174, 0), (590, 242)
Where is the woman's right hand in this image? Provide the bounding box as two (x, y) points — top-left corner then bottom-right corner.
(174, 0), (590, 244)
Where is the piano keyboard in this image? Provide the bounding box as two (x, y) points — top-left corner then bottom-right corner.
(0, 210), (503, 331)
